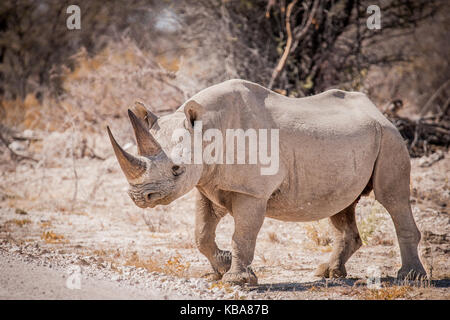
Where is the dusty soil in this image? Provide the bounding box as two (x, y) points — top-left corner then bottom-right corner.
(0, 143), (449, 300)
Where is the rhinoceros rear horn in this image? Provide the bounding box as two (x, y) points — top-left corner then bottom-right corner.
(107, 126), (147, 181)
(131, 101), (158, 129)
(128, 109), (162, 156)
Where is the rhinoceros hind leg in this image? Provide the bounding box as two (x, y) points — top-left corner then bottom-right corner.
(314, 201), (361, 278)
(372, 129), (427, 279)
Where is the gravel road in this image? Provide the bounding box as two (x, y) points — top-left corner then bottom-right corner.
(0, 243), (253, 300)
(0, 249), (184, 299)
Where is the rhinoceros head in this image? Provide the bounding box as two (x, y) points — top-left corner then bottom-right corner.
(107, 101), (203, 208)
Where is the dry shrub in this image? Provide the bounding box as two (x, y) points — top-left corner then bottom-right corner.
(0, 94), (43, 129)
(1, 1), (242, 139)
(12, 38), (184, 143)
(0, 2), (243, 216)
(0, 27), (234, 174)
(2, 36), (190, 169)
(59, 40), (185, 126)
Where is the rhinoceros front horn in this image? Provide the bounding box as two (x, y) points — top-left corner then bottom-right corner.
(128, 109), (162, 156)
(107, 126), (147, 181)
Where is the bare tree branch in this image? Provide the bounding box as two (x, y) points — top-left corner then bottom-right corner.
(268, 0), (319, 89)
(268, 0), (298, 90)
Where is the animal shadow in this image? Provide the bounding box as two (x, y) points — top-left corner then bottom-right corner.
(246, 277), (450, 293)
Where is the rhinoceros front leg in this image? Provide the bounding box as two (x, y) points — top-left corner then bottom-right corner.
(222, 194), (266, 286)
(315, 201), (362, 278)
(195, 191), (231, 280)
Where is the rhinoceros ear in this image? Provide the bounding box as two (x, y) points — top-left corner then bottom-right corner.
(130, 101), (158, 129)
(184, 100), (205, 129)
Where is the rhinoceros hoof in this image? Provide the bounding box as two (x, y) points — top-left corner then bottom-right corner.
(222, 269), (258, 286)
(201, 272), (223, 281)
(214, 250), (232, 274)
(396, 266), (428, 280)
(314, 263), (347, 278)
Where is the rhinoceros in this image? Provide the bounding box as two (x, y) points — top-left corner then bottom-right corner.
(107, 79), (426, 285)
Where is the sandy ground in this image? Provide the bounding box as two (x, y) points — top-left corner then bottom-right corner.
(0, 142), (449, 299)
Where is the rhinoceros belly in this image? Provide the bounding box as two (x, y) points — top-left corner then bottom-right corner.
(265, 119), (379, 222)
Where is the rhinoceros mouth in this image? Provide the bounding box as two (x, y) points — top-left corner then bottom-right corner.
(144, 193), (177, 208)
(129, 188), (170, 208)
(128, 187), (156, 205)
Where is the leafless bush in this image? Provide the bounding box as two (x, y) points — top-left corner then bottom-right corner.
(0, 0), (165, 100)
(0, 0), (448, 164)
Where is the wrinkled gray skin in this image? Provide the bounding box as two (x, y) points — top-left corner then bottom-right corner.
(108, 79), (427, 285)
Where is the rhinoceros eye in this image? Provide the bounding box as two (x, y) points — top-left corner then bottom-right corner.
(172, 165), (185, 177)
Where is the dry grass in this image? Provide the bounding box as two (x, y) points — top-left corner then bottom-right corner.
(167, 241), (195, 249)
(125, 251), (164, 274)
(5, 218), (31, 227)
(14, 208), (28, 215)
(164, 255), (191, 276)
(209, 281), (234, 293)
(360, 285), (412, 300)
(267, 232), (280, 243)
(339, 277), (436, 300)
(307, 285), (324, 293)
(41, 230), (66, 244)
(39, 221), (52, 228)
(209, 281), (246, 299)
(356, 200), (390, 246)
(303, 221), (333, 252)
(124, 251), (191, 278)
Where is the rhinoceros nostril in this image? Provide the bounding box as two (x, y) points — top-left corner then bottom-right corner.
(144, 192), (152, 201)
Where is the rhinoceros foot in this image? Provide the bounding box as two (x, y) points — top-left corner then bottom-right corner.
(314, 262), (347, 278)
(396, 265), (428, 281)
(222, 268), (258, 286)
(214, 250), (232, 275)
(201, 272), (223, 281)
